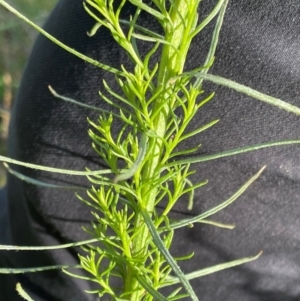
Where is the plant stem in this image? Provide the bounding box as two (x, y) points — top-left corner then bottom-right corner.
(124, 1), (200, 299)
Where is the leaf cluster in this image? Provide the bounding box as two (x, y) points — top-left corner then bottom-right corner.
(1, 0), (300, 301)
(70, 0), (247, 300)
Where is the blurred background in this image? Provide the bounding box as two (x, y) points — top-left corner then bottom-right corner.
(0, 0), (58, 186)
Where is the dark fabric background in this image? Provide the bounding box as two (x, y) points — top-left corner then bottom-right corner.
(1, 1), (300, 300)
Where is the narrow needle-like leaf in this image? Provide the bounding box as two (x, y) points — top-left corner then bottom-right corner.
(194, 0), (229, 88)
(194, 73), (300, 115)
(0, 265), (80, 274)
(167, 140), (300, 167)
(0, 1), (124, 76)
(141, 208), (199, 301)
(128, 0), (166, 21)
(0, 156), (112, 176)
(198, 219), (235, 229)
(162, 251), (262, 286)
(4, 163), (86, 190)
(114, 133), (148, 183)
(0, 238), (102, 250)
(192, 0), (227, 38)
(48, 86), (122, 119)
(167, 166), (265, 231)
(136, 274), (168, 301)
(16, 283), (35, 301)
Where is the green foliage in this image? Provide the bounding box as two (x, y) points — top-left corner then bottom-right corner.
(0, 0), (300, 301)
(16, 283), (34, 301)
(70, 1), (233, 299)
(61, 0), (262, 300)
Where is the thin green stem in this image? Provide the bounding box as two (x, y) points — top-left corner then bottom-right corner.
(0, 0), (124, 76)
(125, 2), (202, 300)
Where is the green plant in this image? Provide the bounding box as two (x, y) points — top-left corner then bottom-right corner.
(0, 0), (300, 300)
